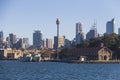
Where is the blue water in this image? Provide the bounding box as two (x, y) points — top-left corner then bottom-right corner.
(0, 60), (120, 80)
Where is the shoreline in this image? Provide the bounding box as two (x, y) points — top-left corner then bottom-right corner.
(42, 60), (120, 64)
(1, 59), (120, 64)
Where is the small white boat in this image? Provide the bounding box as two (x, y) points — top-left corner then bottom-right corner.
(32, 54), (41, 62)
(20, 53), (32, 62)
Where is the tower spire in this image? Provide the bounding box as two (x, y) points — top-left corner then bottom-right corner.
(56, 18), (60, 59)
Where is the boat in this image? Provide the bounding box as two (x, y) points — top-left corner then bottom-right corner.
(32, 53), (41, 62)
(20, 53), (32, 62)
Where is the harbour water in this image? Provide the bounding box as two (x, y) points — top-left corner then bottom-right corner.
(0, 60), (120, 80)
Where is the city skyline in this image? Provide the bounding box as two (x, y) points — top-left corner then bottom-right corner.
(1, 0), (120, 44)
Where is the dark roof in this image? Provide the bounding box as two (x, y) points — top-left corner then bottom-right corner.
(63, 47), (104, 55)
(68, 47), (101, 52)
(80, 47), (101, 53)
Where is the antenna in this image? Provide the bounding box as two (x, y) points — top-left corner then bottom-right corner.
(93, 19), (97, 29)
(90, 20), (97, 30)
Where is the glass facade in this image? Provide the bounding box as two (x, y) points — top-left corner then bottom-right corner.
(33, 30), (42, 48)
(106, 18), (115, 34)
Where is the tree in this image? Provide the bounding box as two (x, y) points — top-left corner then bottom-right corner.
(76, 40), (89, 48)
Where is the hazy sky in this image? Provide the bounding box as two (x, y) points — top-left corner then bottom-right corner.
(0, 0), (120, 44)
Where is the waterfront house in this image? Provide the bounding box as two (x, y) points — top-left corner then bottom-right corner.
(60, 47), (112, 61)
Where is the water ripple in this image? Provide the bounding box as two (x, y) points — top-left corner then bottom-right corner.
(0, 60), (120, 80)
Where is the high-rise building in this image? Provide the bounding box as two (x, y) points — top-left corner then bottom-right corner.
(23, 38), (29, 44)
(9, 33), (17, 48)
(54, 36), (65, 49)
(0, 31), (4, 48)
(46, 38), (52, 49)
(75, 22), (84, 45)
(33, 30), (43, 48)
(118, 28), (120, 35)
(86, 29), (96, 40)
(23, 38), (29, 49)
(86, 22), (98, 40)
(106, 18), (115, 34)
(76, 22), (82, 35)
(6, 37), (10, 48)
(65, 39), (72, 48)
(76, 33), (84, 45)
(0, 31), (3, 40)
(43, 39), (46, 48)
(0, 31), (3, 45)
(16, 38), (23, 49)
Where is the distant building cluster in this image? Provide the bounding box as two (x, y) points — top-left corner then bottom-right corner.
(0, 18), (119, 61)
(0, 18), (118, 50)
(0, 32), (30, 50)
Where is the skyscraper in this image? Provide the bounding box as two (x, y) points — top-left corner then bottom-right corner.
(23, 38), (29, 49)
(76, 22), (82, 35)
(46, 38), (53, 49)
(54, 36), (65, 49)
(75, 22), (84, 45)
(43, 39), (46, 48)
(0, 31), (3, 43)
(16, 38), (23, 49)
(65, 39), (72, 48)
(0, 31), (3, 39)
(33, 30), (43, 48)
(86, 22), (97, 40)
(9, 33), (17, 48)
(106, 18), (115, 34)
(118, 28), (120, 35)
(76, 33), (84, 45)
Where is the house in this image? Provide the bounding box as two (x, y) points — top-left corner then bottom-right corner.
(60, 47), (112, 61)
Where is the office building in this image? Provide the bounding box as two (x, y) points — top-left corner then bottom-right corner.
(54, 36), (65, 49)
(65, 39), (72, 48)
(76, 22), (82, 35)
(23, 38), (29, 49)
(86, 22), (97, 40)
(0, 31), (3, 42)
(118, 28), (120, 35)
(33, 30), (43, 48)
(9, 33), (17, 48)
(106, 18), (115, 34)
(43, 39), (46, 48)
(0, 31), (4, 48)
(16, 38), (23, 49)
(75, 22), (84, 45)
(46, 38), (53, 49)
(76, 33), (84, 45)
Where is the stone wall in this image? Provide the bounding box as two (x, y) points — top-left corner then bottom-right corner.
(98, 48), (112, 61)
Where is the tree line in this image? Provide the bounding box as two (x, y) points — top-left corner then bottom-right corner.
(76, 33), (120, 59)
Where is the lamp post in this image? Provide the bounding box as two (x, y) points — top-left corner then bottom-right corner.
(56, 18), (60, 59)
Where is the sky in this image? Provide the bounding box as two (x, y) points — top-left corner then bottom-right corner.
(0, 0), (120, 44)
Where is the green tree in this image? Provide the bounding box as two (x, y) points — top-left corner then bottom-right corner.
(76, 40), (89, 48)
